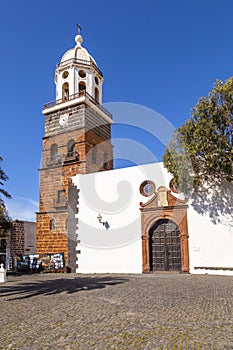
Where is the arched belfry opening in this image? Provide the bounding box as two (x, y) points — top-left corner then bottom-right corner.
(140, 181), (190, 273)
(79, 81), (86, 94)
(95, 87), (99, 102)
(62, 82), (69, 101)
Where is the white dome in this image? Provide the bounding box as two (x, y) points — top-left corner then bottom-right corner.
(60, 34), (97, 65)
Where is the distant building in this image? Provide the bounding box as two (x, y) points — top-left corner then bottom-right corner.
(3, 220), (36, 270)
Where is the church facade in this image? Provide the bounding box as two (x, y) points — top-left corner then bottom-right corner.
(36, 30), (233, 275)
(72, 163), (233, 275)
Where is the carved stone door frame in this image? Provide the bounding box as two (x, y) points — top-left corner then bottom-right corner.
(140, 183), (189, 273)
(149, 219), (182, 271)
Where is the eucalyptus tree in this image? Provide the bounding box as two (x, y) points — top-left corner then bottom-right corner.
(163, 78), (233, 223)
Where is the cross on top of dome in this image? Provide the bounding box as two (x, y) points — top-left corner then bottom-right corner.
(77, 23), (82, 35)
(75, 23), (83, 48)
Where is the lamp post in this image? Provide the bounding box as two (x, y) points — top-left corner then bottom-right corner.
(97, 213), (110, 230)
(97, 213), (103, 223)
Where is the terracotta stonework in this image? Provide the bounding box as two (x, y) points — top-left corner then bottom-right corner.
(140, 184), (189, 273)
(36, 104), (113, 271)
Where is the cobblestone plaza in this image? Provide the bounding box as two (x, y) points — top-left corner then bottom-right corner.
(1, 273), (233, 349)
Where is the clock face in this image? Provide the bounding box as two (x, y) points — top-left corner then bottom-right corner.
(59, 114), (68, 127)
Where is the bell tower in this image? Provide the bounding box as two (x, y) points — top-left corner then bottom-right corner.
(36, 28), (113, 271)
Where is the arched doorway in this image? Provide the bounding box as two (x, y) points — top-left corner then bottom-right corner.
(149, 219), (181, 271)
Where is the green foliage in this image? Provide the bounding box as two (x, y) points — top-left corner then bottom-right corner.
(0, 205), (12, 238)
(163, 78), (233, 223)
(0, 156), (11, 202)
(0, 156), (12, 237)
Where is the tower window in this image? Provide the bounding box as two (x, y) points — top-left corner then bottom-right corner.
(57, 190), (66, 204)
(67, 139), (78, 159)
(79, 70), (86, 78)
(50, 219), (55, 231)
(62, 82), (69, 101)
(62, 71), (69, 79)
(95, 88), (99, 103)
(92, 147), (97, 164)
(50, 144), (58, 161)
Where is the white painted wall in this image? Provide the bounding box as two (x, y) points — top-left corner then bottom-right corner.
(188, 208), (233, 275)
(73, 162), (170, 273)
(56, 67), (103, 102)
(72, 162), (233, 275)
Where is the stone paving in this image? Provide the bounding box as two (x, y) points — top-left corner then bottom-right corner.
(0, 272), (233, 349)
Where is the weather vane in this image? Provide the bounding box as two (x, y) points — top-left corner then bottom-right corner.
(77, 23), (82, 35)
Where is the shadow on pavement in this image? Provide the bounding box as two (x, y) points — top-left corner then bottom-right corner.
(0, 275), (128, 300)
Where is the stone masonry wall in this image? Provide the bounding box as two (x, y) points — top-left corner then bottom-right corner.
(44, 104), (85, 137)
(37, 102), (113, 267)
(10, 220), (25, 258)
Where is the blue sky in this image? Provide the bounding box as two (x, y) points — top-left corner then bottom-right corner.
(1, 0), (233, 221)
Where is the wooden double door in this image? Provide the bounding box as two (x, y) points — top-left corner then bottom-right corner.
(149, 219), (181, 271)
